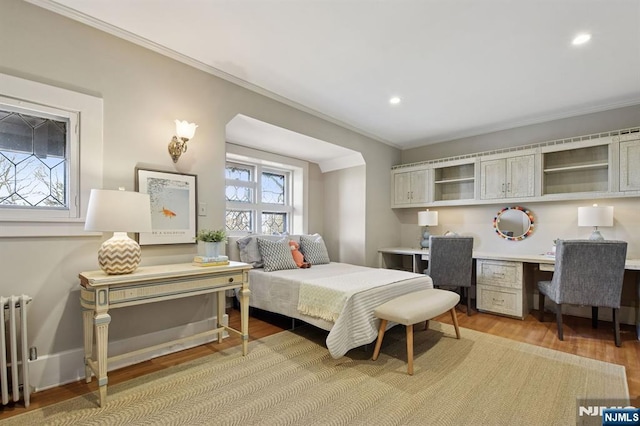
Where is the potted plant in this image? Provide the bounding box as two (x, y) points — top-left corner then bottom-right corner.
(196, 228), (227, 257)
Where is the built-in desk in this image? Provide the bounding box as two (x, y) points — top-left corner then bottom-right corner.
(378, 248), (640, 339)
(79, 261), (252, 407)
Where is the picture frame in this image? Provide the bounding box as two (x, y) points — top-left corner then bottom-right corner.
(135, 168), (197, 245)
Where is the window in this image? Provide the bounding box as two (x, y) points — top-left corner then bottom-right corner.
(225, 161), (292, 235)
(0, 102), (74, 214)
(0, 73), (103, 236)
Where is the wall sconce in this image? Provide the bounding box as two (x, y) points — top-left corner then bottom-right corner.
(578, 204), (614, 240)
(418, 209), (438, 248)
(168, 119), (198, 163)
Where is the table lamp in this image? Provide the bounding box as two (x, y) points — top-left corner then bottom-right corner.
(418, 209), (438, 248)
(577, 204), (613, 240)
(85, 188), (152, 274)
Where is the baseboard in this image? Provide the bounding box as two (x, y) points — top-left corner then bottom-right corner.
(29, 314), (228, 392)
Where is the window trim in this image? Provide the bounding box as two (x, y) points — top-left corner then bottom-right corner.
(0, 73), (103, 237)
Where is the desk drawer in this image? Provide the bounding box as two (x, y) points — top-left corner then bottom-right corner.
(476, 259), (522, 289)
(109, 273), (244, 304)
(477, 286), (522, 318)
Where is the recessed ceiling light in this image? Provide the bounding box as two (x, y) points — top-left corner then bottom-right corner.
(389, 96), (401, 105)
(572, 33), (591, 45)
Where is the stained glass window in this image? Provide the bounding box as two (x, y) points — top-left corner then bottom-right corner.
(0, 110), (68, 208)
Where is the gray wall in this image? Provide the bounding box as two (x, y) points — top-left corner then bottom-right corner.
(401, 104), (640, 164)
(0, 0), (401, 388)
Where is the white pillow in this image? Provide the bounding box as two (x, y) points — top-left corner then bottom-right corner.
(300, 234), (330, 265)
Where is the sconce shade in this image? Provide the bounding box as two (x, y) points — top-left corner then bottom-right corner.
(577, 205), (613, 227)
(175, 120), (198, 140)
(418, 210), (438, 226)
(85, 189), (152, 274)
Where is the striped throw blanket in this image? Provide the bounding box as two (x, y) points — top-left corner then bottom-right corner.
(297, 268), (419, 322)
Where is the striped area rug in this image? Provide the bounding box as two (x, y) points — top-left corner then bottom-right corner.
(6, 322), (628, 425)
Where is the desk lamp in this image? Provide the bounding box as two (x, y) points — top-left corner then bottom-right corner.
(418, 209), (438, 248)
(85, 188), (152, 274)
(578, 204), (613, 240)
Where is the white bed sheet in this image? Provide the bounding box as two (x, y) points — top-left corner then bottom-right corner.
(248, 262), (433, 358)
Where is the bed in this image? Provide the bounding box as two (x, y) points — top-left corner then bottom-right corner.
(228, 235), (433, 358)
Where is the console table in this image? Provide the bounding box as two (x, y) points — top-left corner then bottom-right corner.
(79, 261), (251, 407)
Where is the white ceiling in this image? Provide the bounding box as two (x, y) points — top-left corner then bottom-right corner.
(33, 0), (640, 150)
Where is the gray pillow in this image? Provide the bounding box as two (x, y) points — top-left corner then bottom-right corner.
(257, 237), (298, 272)
(300, 234), (330, 265)
(236, 236), (263, 268)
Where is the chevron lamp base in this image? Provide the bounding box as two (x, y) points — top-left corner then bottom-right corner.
(98, 232), (142, 275)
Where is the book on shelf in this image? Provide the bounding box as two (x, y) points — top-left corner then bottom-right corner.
(193, 255), (229, 263)
(192, 260), (230, 267)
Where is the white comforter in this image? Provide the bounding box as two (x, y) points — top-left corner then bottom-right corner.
(248, 263), (433, 358)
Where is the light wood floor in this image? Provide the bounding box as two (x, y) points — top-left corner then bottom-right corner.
(1, 307), (638, 420)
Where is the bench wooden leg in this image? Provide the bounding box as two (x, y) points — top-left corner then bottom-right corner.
(406, 324), (414, 375)
(372, 319), (387, 361)
(424, 319), (429, 331)
(450, 308), (461, 339)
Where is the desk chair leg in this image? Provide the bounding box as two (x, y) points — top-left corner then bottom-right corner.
(592, 307), (598, 329)
(555, 303), (564, 341)
(406, 324), (414, 375)
(372, 319), (387, 361)
(613, 308), (621, 347)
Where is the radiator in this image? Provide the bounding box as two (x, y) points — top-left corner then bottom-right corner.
(1, 295), (31, 407)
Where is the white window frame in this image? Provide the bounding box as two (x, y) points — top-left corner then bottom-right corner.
(0, 73), (103, 237)
(226, 144), (307, 236)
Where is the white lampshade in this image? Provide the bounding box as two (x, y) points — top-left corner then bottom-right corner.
(577, 205), (613, 228)
(577, 204), (613, 241)
(85, 189), (152, 232)
(418, 210), (438, 227)
(85, 188), (152, 275)
(174, 119), (198, 140)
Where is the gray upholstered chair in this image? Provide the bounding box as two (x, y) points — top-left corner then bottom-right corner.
(425, 236), (474, 315)
(537, 239), (627, 347)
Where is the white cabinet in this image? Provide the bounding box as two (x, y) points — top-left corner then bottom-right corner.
(390, 126), (640, 208)
(620, 138), (640, 191)
(392, 168), (429, 206)
(480, 154), (535, 199)
(476, 259), (531, 319)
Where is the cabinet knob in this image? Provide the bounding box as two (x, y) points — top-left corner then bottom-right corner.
(228, 277), (234, 283)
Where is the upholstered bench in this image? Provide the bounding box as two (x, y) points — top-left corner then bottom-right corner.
(372, 289), (461, 375)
